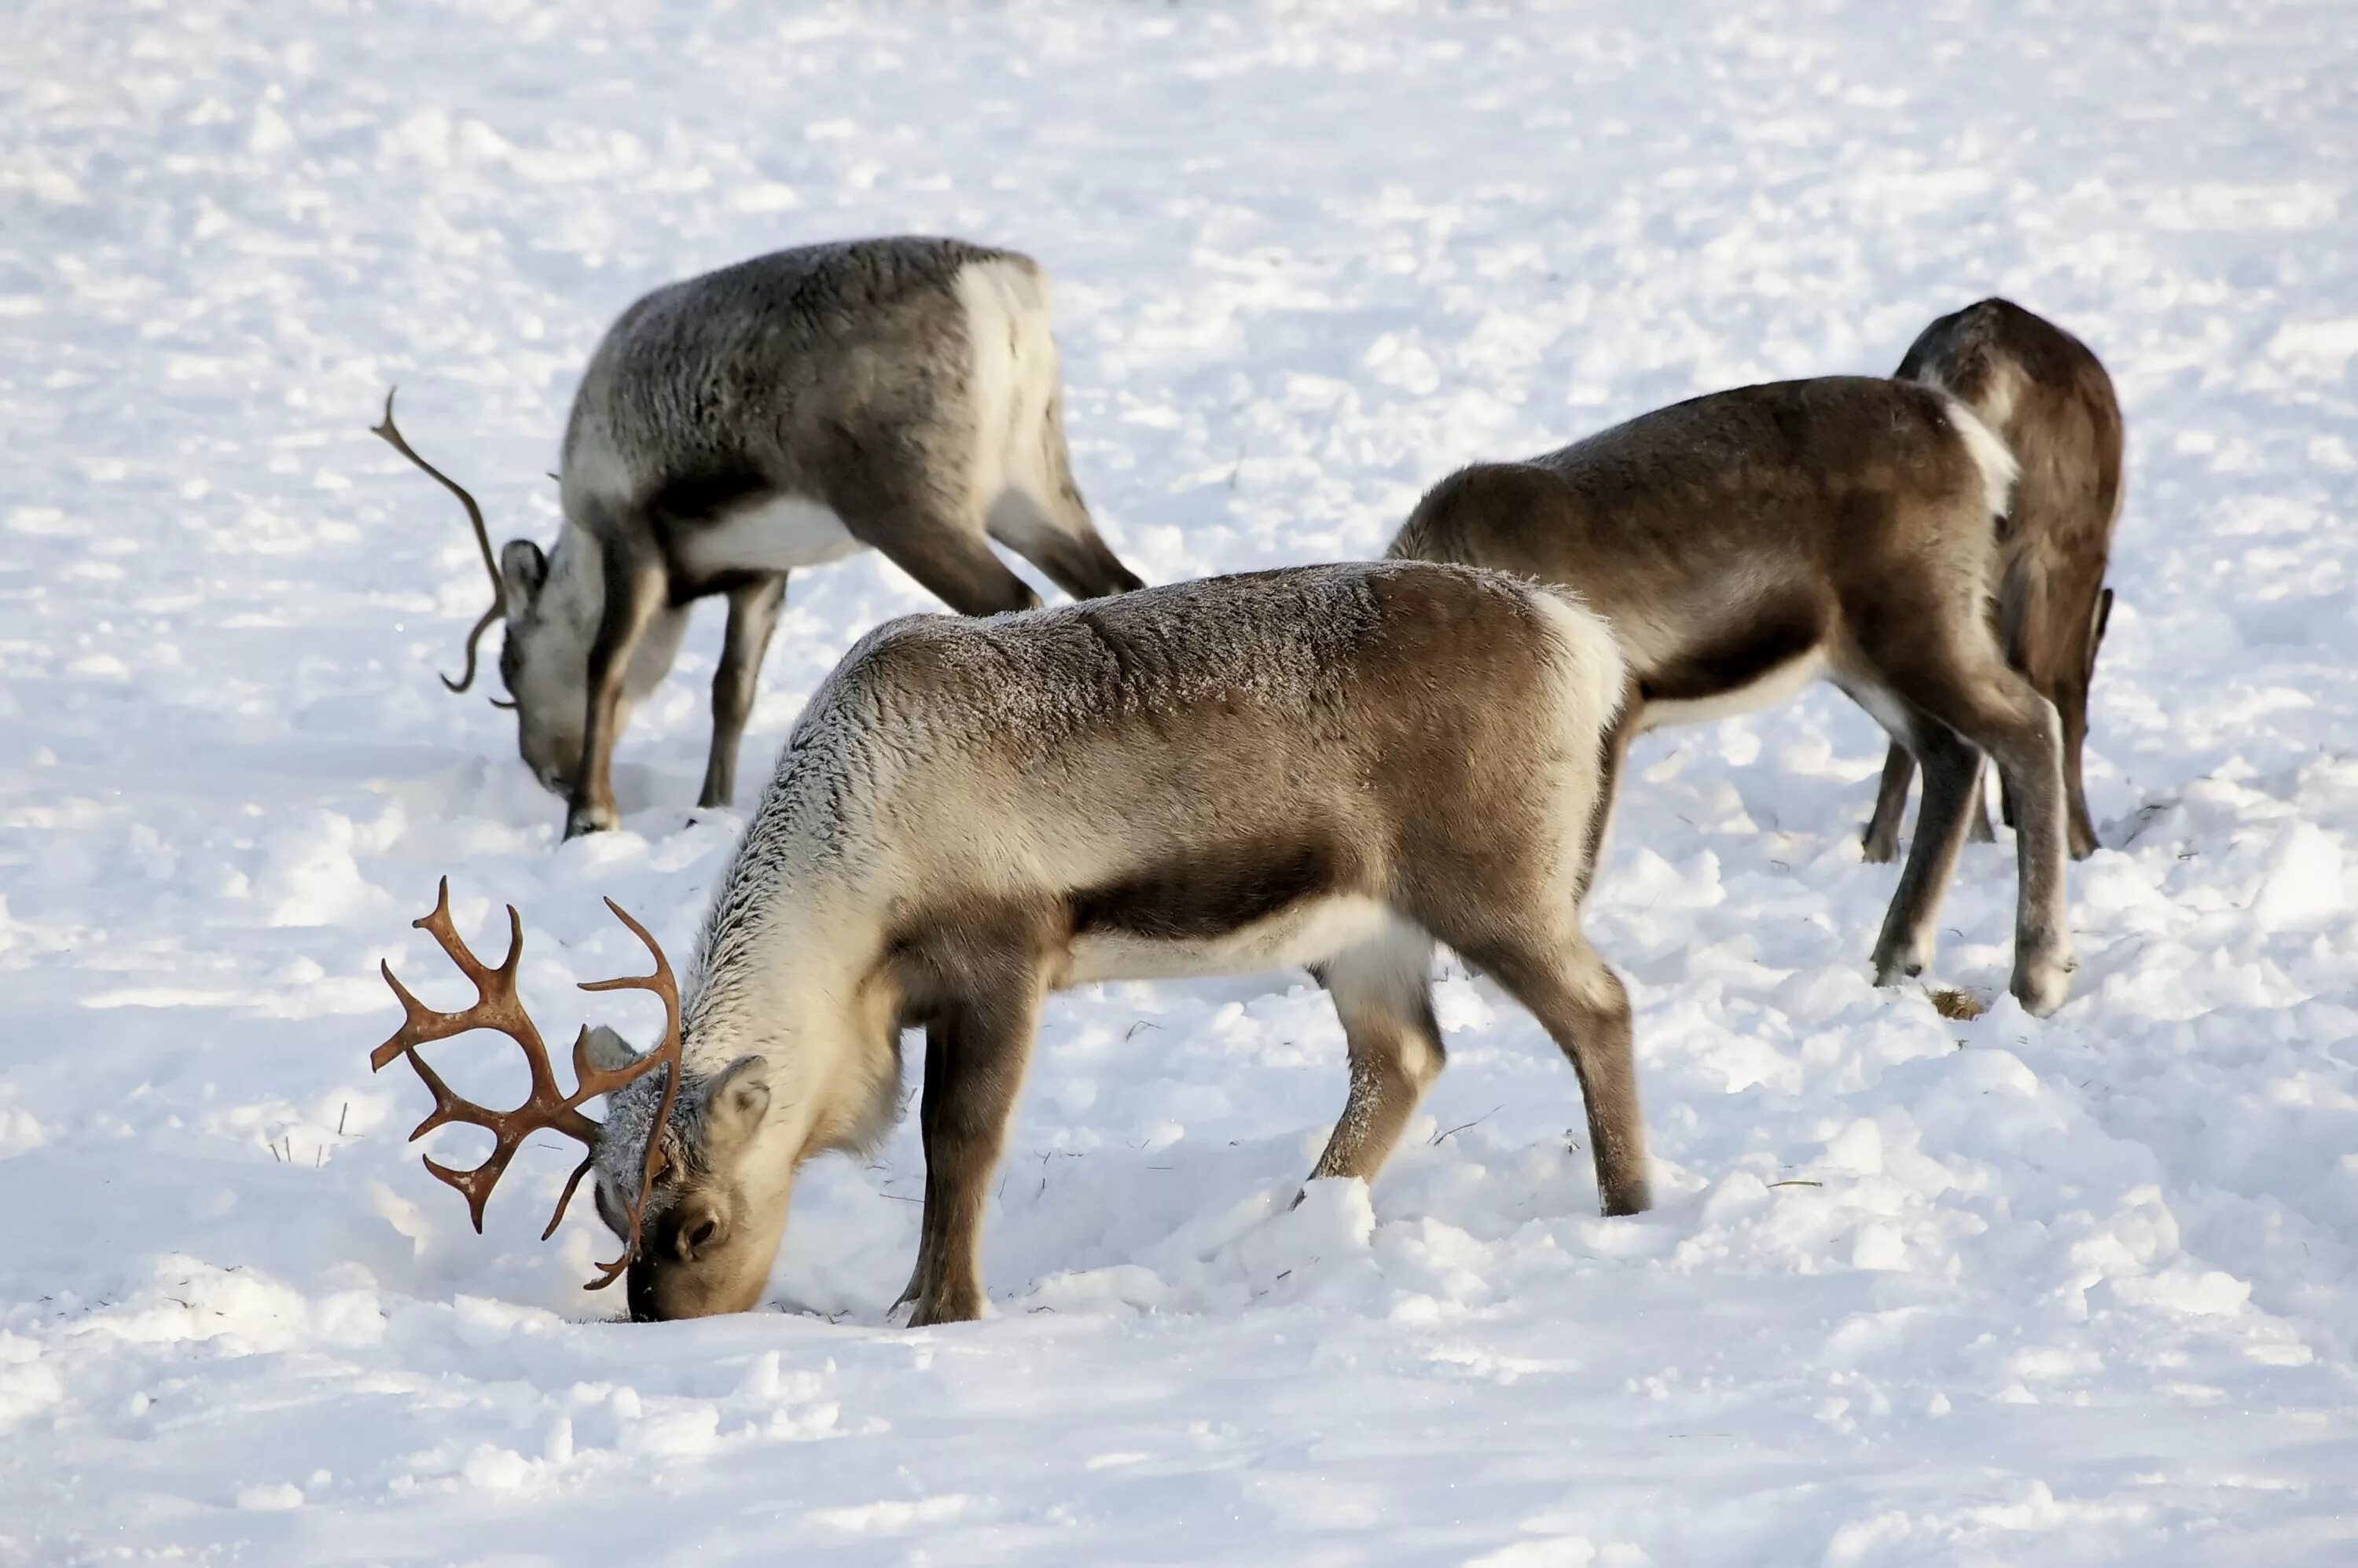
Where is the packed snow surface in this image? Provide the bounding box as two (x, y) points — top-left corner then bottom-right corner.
(5, 0), (2356, 1562)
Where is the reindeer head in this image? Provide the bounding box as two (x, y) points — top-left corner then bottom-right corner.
(373, 881), (785, 1319)
(582, 1030), (784, 1320)
(369, 390), (594, 799)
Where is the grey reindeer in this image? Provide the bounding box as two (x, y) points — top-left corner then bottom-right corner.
(374, 237), (1142, 839)
(1863, 299), (2124, 865)
(374, 563), (1647, 1324)
(1389, 376), (2081, 1017)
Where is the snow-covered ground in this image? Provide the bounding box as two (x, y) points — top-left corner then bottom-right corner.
(5, 0), (2356, 1560)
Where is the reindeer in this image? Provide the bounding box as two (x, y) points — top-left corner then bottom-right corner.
(372, 562), (1646, 1324)
(1387, 376), (2079, 1016)
(372, 237), (1143, 840)
(1861, 299), (2124, 865)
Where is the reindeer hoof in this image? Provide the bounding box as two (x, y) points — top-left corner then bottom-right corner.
(907, 1287), (985, 1327)
(2011, 952), (2078, 1018)
(1860, 828), (1900, 865)
(1871, 947), (1929, 988)
(564, 803), (619, 839)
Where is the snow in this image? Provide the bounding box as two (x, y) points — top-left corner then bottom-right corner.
(4, 0), (2356, 1562)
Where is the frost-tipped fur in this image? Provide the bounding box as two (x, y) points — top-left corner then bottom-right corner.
(1866, 299), (2125, 864)
(423, 237), (1145, 840)
(1387, 375), (2080, 1017)
(586, 562), (1647, 1324)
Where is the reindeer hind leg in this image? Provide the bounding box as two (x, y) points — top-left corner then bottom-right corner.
(1868, 708), (1983, 985)
(1306, 920), (1443, 1189)
(1904, 661), (2077, 1015)
(1453, 923), (1649, 1217)
(700, 572), (787, 810)
(1862, 741), (1915, 864)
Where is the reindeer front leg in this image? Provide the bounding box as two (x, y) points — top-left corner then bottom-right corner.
(892, 1028), (946, 1316)
(567, 542), (668, 839)
(700, 573), (788, 810)
(909, 957), (1045, 1327)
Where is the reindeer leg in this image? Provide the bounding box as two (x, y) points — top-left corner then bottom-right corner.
(878, 527), (1040, 615)
(909, 964), (1045, 1327)
(1911, 667), (2077, 1015)
(983, 386), (1143, 600)
(1457, 926), (1649, 1217)
(566, 542), (667, 839)
(1306, 925), (1442, 1189)
(988, 490), (1143, 600)
(1869, 712), (1982, 986)
(2057, 678), (2099, 859)
(1968, 763), (1999, 843)
(893, 1028), (946, 1315)
(700, 573), (787, 810)
(1868, 743), (1993, 859)
(1573, 690), (1639, 907)
(2062, 586), (2114, 860)
(836, 476), (1041, 616)
(1862, 742), (1915, 864)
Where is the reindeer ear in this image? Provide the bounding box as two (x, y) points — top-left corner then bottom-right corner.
(500, 538), (546, 608)
(582, 1024), (642, 1074)
(697, 1056), (771, 1158)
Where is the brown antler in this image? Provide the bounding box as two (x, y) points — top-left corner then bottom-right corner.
(372, 879), (685, 1291)
(370, 388), (512, 702)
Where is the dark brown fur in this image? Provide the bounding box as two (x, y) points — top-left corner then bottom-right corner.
(1864, 299), (2124, 862)
(1388, 376), (2080, 1017)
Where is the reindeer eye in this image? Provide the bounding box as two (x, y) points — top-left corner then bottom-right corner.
(685, 1217), (718, 1250)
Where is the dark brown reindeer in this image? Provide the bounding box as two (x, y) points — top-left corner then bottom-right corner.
(1388, 376), (2081, 1016)
(1862, 299), (2124, 864)
(374, 563), (1647, 1324)
(373, 237), (1142, 840)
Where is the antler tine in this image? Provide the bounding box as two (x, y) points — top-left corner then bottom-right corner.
(372, 960), (443, 1072)
(410, 887), (571, 1106)
(544, 1153), (597, 1243)
(370, 387), (506, 695)
(444, 604), (507, 697)
(424, 1144), (518, 1233)
(575, 901), (681, 1066)
(407, 878), (494, 983)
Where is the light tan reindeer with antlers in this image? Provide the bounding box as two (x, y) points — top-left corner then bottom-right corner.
(374, 562), (1646, 1324)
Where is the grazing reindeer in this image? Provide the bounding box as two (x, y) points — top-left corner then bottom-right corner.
(373, 237), (1143, 839)
(1863, 299), (2124, 864)
(373, 564), (1646, 1324)
(1388, 376), (2080, 1016)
